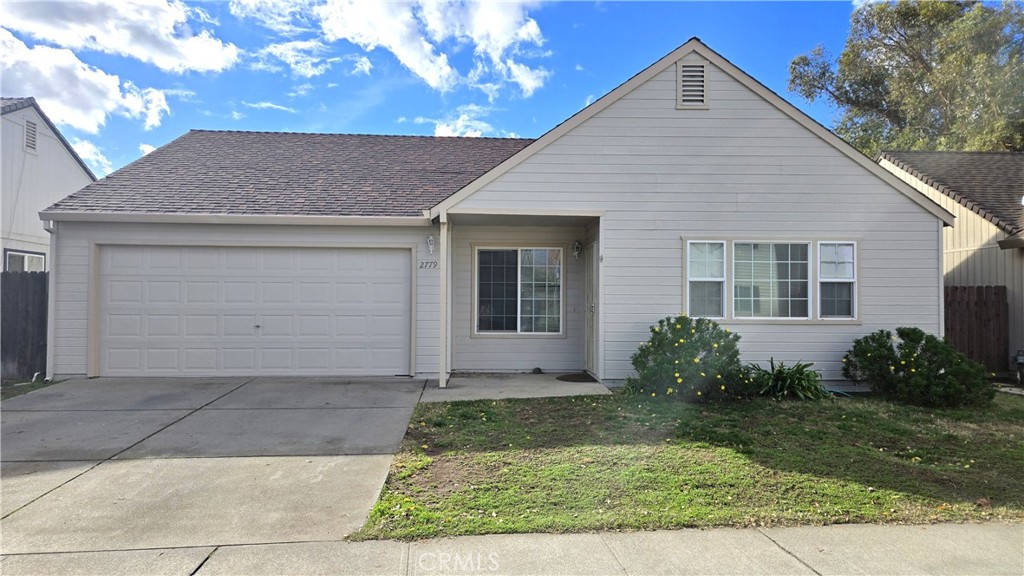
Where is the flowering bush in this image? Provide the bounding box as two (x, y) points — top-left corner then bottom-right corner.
(627, 315), (753, 402)
(842, 327), (993, 407)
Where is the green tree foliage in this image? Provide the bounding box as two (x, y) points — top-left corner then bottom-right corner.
(789, 0), (1024, 155)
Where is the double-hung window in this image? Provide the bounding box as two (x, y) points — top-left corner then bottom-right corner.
(733, 243), (809, 319)
(819, 242), (856, 318)
(4, 249), (45, 272)
(477, 248), (562, 334)
(687, 241), (725, 318)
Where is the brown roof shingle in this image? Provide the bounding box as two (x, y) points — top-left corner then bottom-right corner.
(879, 150), (1024, 236)
(45, 130), (533, 217)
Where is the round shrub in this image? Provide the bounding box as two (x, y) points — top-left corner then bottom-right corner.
(627, 315), (753, 402)
(842, 327), (993, 407)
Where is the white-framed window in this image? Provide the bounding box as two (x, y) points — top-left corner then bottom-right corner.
(733, 242), (810, 319)
(819, 242), (856, 318)
(476, 247), (562, 334)
(4, 249), (45, 272)
(687, 241), (725, 318)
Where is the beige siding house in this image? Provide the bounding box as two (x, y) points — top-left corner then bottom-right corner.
(879, 151), (1024, 370)
(2, 97), (94, 271)
(41, 39), (953, 384)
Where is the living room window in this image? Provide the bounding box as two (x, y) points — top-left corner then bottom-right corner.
(477, 248), (562, 334)
(687, 241), (725, 318)
(733, 242), (810, 319)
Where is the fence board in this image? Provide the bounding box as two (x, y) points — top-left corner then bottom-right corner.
(1, 271), (49, 380)
(944, 285), (1009, 372)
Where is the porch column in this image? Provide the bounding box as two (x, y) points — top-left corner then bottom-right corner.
(438, 216), (449, 387)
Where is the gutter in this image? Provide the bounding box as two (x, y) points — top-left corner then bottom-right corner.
(38, 211), (434, 227)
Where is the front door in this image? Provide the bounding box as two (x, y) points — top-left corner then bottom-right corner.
(583, 242), (599, 377)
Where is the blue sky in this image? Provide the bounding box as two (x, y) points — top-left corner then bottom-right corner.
(1, 1), (856, 177)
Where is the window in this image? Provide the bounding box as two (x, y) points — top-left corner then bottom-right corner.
(687, 241), (725, 318)
(4, 250), (45, 272)
(477, 248), (562, 334)
(734, 243), (809, 319)
(819, 242), (856, 318)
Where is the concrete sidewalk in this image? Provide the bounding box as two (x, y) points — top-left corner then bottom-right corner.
(2, 523), (1020, 575)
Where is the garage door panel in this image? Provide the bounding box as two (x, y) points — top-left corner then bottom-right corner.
(99, 246), (411, 376)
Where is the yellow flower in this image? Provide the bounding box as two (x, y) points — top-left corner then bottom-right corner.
(651, 392), (656, 397)
(842, 358), (847, 363)
(674, 360), (680, 364)
(712, 343), (718, 349)
(679, 338), (685, 343)
(900, 360), (906, 365)
(694, 357), (700, 364)
(675, 324), (681, 329)
(697, 391), (702, 396)
(653, 327), (660, 333)
(720, 385), (726, 391)
(676, 378), (682, 384)
(691, 329), (696, 334)
(724, 329), (730, 333)
(667, 387), (674, 394)
(674, 372), (680, 378)
(700, 372), (706, 377)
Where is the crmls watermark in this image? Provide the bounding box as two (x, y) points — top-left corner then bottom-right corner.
(417, 551), (500, 573)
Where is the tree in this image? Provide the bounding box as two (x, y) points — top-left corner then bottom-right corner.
(789, 0), (1024, 156)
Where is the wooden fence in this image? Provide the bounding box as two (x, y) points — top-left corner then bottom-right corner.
(1, 271), (48, 381)
(944, 285), (1009, 372)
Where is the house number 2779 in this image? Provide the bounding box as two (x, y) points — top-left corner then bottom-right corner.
(418, 261), (438, 269)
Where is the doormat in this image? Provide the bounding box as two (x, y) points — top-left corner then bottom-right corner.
(556, 372), (598, 383)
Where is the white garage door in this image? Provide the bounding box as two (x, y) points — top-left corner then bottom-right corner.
(98, 245), (411, 376)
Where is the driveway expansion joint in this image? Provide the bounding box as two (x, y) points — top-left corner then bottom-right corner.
(596, 532), (631, 575)
(756, 527), (823, 576)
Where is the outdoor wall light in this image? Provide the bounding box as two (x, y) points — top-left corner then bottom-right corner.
(572, 240), (583, 260)
(426, 235), (435, 255)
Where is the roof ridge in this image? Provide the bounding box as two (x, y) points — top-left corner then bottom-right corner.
(187, 128), (534, 141)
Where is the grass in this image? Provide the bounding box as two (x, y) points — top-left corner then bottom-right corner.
(1, 378), (58, 400)
(352, 391), (1024, 540)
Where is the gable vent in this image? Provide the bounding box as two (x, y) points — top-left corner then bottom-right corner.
(24, 120), (37, 151)
(677, 63), (707, 109)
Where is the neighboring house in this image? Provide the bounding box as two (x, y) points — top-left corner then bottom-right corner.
(878, 151), (1024, 369)
(40, 38), (954, 384)
(2, 97), (95, 271)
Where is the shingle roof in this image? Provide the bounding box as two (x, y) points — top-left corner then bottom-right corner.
(2, 96), (97, 181)
(879, 151), (1024, 237)
(44, 130), (533, 217)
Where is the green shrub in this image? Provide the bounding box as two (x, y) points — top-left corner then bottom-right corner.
(748, 358), (828, 400)
(842, 327), (993, 407)
(627, 315), (753, 402)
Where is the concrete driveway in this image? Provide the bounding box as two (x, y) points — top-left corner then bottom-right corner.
(1, 377), (425, 558)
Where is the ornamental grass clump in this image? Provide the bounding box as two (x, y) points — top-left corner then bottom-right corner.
(842, 327), (993, 408)
(748, 358), (829, 400)
(627, 315), (752, 402)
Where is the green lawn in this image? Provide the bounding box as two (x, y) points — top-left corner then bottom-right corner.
(353, 392), (1024, 540)
(1, 379), (57, 400)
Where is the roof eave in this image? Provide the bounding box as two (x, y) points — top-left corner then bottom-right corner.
(40, 211), (435, 227)
(5, 98), (97, 182)
(997, 234), (1024, 250)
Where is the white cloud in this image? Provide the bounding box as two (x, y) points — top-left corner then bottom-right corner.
(229, 0), (315, 35)
(0, 0), (239, 74)
(242, 101), (297, 113)
(163, 88), (198, 102)
(575, 64), (584, 72)
(348, 55), (373, 76)
(139, 143), (156, 156)
(289, 83), (314, 97)
(254, 39), (336, 77)
(0, 29), (170, 133)
(316, 0), (457, 91)
(70, 138), (114, 176)
(231, 110), (245, 120)
(584, 94), (596, 107)
(313, 0), (548, 97)
(416, 104), (493, 137)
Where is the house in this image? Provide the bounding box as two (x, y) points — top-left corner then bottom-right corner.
(2, 97), (95, 272)
(879, 151), (1024, 370)
(40, 38), (954, 384)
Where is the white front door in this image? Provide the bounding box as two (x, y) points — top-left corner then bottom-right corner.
(98, 245), (412, 376)
(583, 242), (599, 377)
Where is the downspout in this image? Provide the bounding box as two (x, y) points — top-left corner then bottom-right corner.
(43, 220), (57, 381)
(937, 220), (945, 339)
(438, 213), (449, 387)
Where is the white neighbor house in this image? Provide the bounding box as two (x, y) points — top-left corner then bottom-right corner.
(2, 97), (95, 272)
(41, 39), (954, 384)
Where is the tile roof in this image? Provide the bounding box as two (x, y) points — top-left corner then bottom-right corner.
(879, 151), (1024, 237)
(2, 96), (97, 181)
(44, 130), (533, 217)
